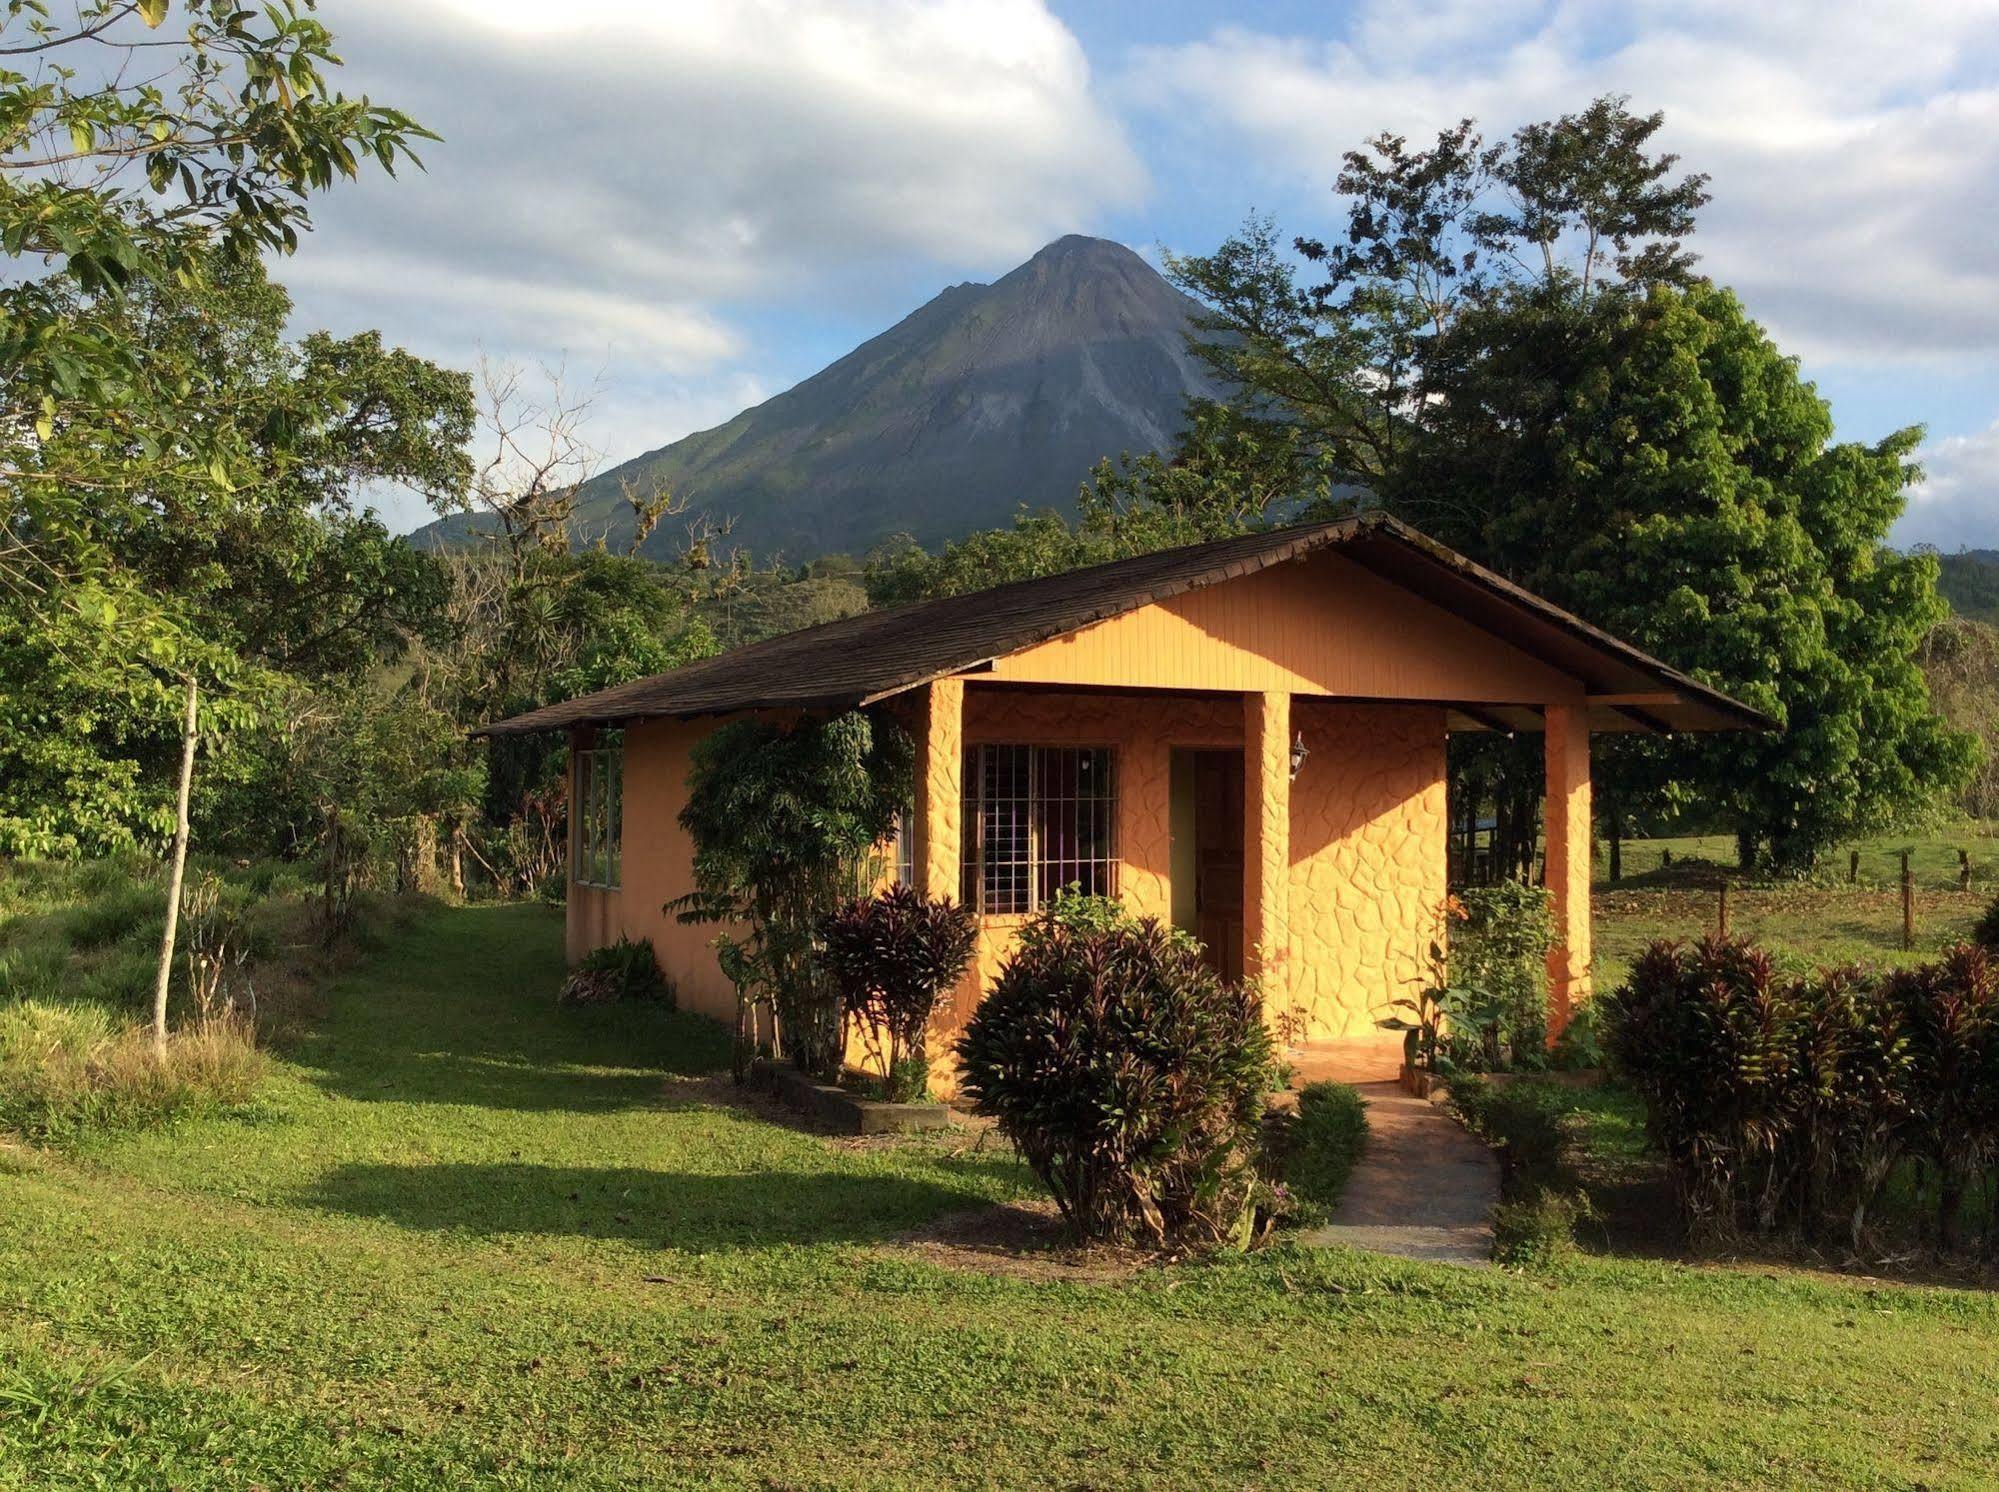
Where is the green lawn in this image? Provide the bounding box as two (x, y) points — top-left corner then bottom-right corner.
(4, 904), (1999, 1489)
(1592, 827), (1997, 989)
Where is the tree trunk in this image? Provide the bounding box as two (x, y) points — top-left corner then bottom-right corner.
(1607, 791), (1623, 884)
(151, 676), (199, 1057)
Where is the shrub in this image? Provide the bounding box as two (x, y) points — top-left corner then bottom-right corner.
(0, 1001), (266, 1141)
(1608, 935), (1999, 1251)
(1973, 888), (1999, 951)
(675, 710), (912, 1079)
(1492, 1190), (1592, 1268)
(955, 901), (1276, 1248)
(1449, 1075), (1570, 1193)
(1270, 1080), (1367, 1222)
(818, 884), (976, 1102)
(559, 937), (671, 1007)
(1447, 881), (1555, 1068)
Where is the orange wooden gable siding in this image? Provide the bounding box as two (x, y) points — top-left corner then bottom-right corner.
(986, 548), (1584, 705)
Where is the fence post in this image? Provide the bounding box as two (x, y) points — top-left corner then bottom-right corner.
(1960, 848), (1972, 892)
(1901, 850), (1914, 952)
(1849, 849), (1860, 884)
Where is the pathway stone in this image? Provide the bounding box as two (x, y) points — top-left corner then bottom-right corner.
(1300, 1081), (1498, 1266)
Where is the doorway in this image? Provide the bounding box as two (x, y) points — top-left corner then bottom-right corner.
(1170, 748), (1245, 983)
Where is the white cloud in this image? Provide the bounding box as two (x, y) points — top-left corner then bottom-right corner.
(1903, 420), (1999, 550)
(278, 1), (1142, 524)
(1118, 1), (1999, 368)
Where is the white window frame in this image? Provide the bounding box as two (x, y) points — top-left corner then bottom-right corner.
(571, 732), (623, 890)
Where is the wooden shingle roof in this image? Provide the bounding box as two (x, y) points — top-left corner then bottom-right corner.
(476, 512), (1771, 738)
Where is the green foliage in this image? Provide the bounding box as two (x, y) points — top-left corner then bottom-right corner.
(1918, 616), (1999, 817)
(0, 999), (264, 1143)
(558, 937), (670, 1008)
(676, 711), (913, 1078)
(1491, 1190), (1593, 1269)
(1933, 550), (1999, 624)
(7, 900), (1999, 1488)
(1608, 937), (1999, 1250)
(1, 6), (444, 855)
(1410, 282), (1975, 872)
(1442, 882), (1555, 1067)
(818, 884), (976, 1102)
(1164, 97), (1970, 873)
(955, 900), (1276, 1247)
(1451, 1076), (1597, 1264)
(1271, 1080), (1368, 1223)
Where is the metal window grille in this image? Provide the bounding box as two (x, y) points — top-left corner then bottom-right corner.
(571, 733), (623, 889)
(960, 745), (1116, 914)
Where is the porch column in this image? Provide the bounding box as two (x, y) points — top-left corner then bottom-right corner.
(918, 678), (964, 904)
(1543, 702), (1592, 1038)
(1245, 690), (1291, 1013)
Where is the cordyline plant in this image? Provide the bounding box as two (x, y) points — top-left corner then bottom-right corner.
(671, 711), (911, 1082)
(956, 896), (1276, 1249)
(818, 884), (977, 1102)
(1609, 935), (1998, 1254)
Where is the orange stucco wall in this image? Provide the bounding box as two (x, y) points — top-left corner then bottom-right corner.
(988, 548), (1584, 707)
(566, 716), (745, 1025)
(1285, 700), (1448, 1038)
(1542, 702), (1592, 1035)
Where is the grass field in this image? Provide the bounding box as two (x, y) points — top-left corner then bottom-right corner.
(4, 901), (1999, 1489)
(1591, 826), (1998, 988)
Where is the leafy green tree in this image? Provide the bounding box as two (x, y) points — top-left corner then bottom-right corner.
(1, 254), (472, 854)
(1408, 283), (1974, 870)
(0, 2), (437, 854)
(1164, 96), (1967, 871)
(676, 712), (912, 1080)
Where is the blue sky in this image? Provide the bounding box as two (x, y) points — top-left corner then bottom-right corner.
(285, 1), (1999, 549)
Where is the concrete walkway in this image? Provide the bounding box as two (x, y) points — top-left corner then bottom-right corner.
(1300, 1081), (1499, 1267)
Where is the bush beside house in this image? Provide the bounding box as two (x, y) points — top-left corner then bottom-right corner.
(955, 896), (1278, 1249)
(1609, 935), (1999, 1251)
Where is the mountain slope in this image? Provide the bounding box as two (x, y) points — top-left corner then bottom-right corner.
(425, 236), (1225, 561)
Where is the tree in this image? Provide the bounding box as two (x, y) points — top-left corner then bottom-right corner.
(1, 255), (472, 854)
(0, 2), (438, 854)
(675, 712), (912, 1080)
(1164, 96), (1967, 872)
(1408, 283), (1974, 870)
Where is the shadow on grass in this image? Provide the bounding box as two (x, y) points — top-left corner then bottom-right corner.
(301, 1161), (996, 1249)
(298, 903), (736, 1115)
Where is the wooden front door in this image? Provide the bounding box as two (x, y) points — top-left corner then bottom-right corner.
(1171, 748), (1244, 984)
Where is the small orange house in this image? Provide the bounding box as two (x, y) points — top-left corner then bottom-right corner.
(481, 515), (1765, 1057)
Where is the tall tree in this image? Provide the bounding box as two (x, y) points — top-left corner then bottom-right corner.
(1164, 96), (1968, 871)
(0, 0), (438, 854)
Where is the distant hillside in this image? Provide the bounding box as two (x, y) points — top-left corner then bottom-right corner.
(1936, 549), (1999, 624)
(414, 235), (1225, 561)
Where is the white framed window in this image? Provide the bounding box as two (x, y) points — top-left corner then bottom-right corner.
(961, 744), (1116, 915)
(891, 804), (914, 887)
(571, 731), (623, 889)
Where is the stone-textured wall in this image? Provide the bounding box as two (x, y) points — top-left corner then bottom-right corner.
(917, 679), (963, 907)
(1284, 700), (1448, 1040)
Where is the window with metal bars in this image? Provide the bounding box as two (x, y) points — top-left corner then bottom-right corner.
(571, 732), (622, 889)
(960, 744), (1116, 914)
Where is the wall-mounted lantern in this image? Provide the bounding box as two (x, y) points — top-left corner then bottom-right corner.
(1289, 730), (1310, 781)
